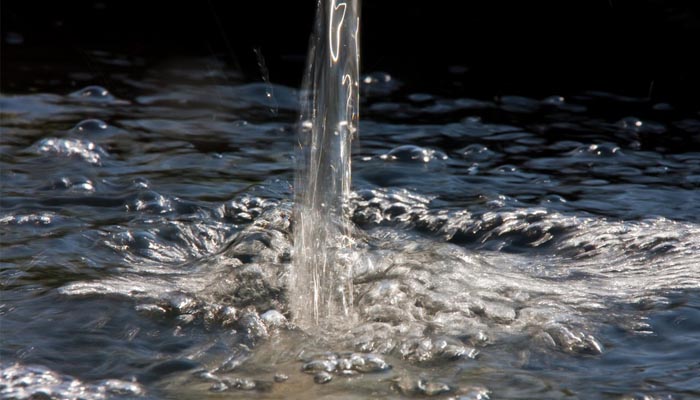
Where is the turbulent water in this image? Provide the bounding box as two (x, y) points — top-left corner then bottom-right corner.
(291, 0), (361, 330)
(2, 41), (700, 400)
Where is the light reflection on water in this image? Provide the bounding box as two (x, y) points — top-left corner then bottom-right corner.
(1, 51), (700, 399)
(291, 0), (361, 330)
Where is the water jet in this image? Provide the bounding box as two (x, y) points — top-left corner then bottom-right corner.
(289, 0), (361, 331)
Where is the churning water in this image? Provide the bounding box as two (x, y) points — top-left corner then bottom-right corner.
(2, 3), (700, 400)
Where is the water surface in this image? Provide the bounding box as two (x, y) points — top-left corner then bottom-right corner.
(1, 51), (700, 399)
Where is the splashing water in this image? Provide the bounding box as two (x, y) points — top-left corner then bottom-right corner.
(4, 4), (700, 398)
(290, 0), (361, 330)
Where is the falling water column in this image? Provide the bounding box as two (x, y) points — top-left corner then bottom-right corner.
(290, 0), (360, 331)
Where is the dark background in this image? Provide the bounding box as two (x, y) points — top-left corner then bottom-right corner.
(2, 0), (699, 103)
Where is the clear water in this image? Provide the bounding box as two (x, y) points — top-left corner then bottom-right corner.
(291, 0), (361, 330)
(2, 35), (700, 400)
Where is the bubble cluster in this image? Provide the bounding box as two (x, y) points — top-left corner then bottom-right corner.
(0, 363), (144, 400)
(301, 352), (391, 384)
(34, 137), (107, 165)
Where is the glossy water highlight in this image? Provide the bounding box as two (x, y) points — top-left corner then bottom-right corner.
(290, 0), (361, 330)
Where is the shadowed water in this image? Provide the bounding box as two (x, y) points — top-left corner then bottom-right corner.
(2, 48), (700, 400)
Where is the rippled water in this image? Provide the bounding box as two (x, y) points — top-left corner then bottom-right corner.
(2, 51), (700, 399)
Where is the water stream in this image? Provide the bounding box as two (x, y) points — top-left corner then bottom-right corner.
(290, 0), (361, 331)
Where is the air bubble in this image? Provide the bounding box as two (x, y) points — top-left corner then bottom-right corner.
(380, 145), (447, 163)
(69, 85), (115, 101)
(72, 119), (108, 134)
(393, 376), (453, 397)
(572, 143), (621, 157)
(542, 95), (565, 105)
(314, 372), (333, 384)
(301, 352), (391, 381)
